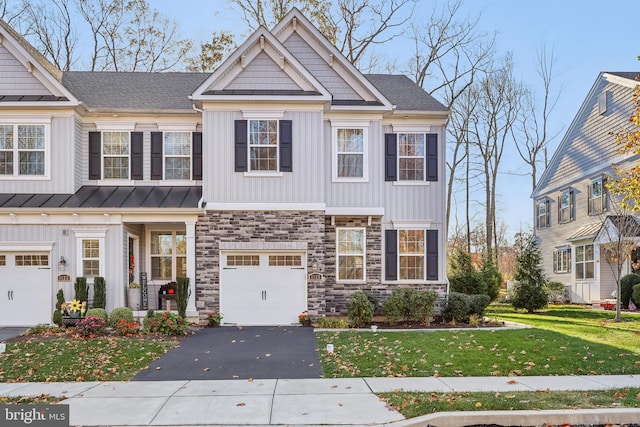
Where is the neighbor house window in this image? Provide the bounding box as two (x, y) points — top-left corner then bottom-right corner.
(398, 133), (425, 181)
(575, 244), (594, 280)
(553, 247), (571, 273)
(103, 131), (130, 179)
(164, 132), (191, 180)
(537, 199), (550, 229)
(588, 178), (606, 214)
(399, 229), (425, 280)
(249, 120), (278, 171)
(150, 231), (186, 281)
(336, 228), (365, 281)
(81, 240), (100, 277)
(333, 127), (368, 180)
(0, 124), (47, 176)
(558, 189), (574, 223)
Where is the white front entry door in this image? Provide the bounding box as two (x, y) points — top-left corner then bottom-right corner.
(0, 252), (52, 326)
(220, 252), (307, 325)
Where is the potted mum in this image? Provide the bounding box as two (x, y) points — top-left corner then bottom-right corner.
(128, 281), (141, 310)
(206, 311), (223, 327)
(298, 310), (311, 327)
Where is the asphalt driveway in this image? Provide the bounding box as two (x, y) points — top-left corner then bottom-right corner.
(133, 326), (323, 381)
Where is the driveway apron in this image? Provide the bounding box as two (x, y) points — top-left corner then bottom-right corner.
(0, 327), (28, 341)
(133, 326), (323, 381)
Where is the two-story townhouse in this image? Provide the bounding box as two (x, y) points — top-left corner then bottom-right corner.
(532, 72), (640, 304)
(0, 9), (449, 327)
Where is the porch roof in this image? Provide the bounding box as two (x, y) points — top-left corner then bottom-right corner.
(0, 186), (202, 209)
(566, 222), (602, 242)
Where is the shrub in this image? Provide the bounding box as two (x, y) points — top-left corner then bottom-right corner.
(74, 277), (89, 305)
(148, 312), (190, 336)
(633, 284), (640, 308)
(86, 308), (108, 323)
(467, 294), (491, 317)
(108, 307), (134, 327)
(448, 250), (484, 295)
(53, 289), (65, 326)
(479, 255), (502, 301)
(76, 316), (106, 338)
(316, 317), (349, 328)
(511, 240), (548, 313)
(93, 277), (106, 309)
(348, 291), (374, 327)
(143, 309), (155, 331)
(620, 274), (640, 308)
(442, 292), (470, 323)
(545, 281), (566, 304)
(383, 288), (438, 325)
(176, 276), (190, 318)
(116, 319), (139, 336)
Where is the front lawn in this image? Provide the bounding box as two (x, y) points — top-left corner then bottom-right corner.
(316, 305), (640, 378)
(0, 335), (176, 382)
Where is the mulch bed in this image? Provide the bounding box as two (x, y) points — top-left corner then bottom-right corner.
(362, 316), (506, 330)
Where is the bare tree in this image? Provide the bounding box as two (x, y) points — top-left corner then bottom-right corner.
(0, 0), (25, 25)
(77, 0), (126, 71)
(595, 197), (640, 321)
(21, 0), (78, 71)
(467, 55), (524, 256)
(514, 43), (563, 192)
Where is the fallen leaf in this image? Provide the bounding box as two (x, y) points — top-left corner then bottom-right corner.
(265, 354), (271, 357)
(233, 375), (239, 378)
(475, 402), (482, 407)
(156, 367), (162, 370)
(507, 379), (518, 385)
(232, 340), (236, 344)
(248, 378), (253, 382)
(338, 403), (343, 407)
(203, 368), (210, 372)
(236, 402), (245, 407)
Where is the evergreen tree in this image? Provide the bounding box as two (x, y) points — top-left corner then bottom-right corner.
(480, 253), (502, 301)
(511, 239), (548, 313)
(448, 249), (484, 295)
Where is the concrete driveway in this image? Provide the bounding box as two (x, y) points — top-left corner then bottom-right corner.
(133, 325), (323, 381)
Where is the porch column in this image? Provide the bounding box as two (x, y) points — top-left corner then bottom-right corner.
(186, 218), (198, 317)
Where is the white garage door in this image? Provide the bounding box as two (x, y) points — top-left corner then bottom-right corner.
(220, 252), (307, 325)
(0, 253), (52, 326)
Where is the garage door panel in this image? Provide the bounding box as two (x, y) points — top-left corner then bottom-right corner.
(220, 252), (307, 325)
(0, 253), (52, 326)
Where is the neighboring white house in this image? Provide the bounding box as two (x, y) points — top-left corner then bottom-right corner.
(532, 72), (640, 304)
(0, 9), (449, 326)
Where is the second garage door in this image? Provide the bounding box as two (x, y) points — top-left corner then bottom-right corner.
(220, 252), (307, 325)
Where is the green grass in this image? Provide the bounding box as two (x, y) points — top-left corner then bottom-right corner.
(0, 395), (61, 405)
(316, 305), (640, 378)
(0, 336), (176, 382)
(379, 388), (640, 418)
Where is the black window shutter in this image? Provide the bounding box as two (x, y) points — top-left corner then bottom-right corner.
(568, 248), (572, 272)
(385, 229), (398, 280)
(426, 134), (438, 181)
(279, 120), (293, 172)
(545, 199), (551, 227)
(385, 133), (397, 181)
(426, 229), (438, 280)
(192, 132), (203, 180)
(553, 250), (558, 273)
(569, 190), (575, 221)
(151, 132), (163, 180)
(88, 132), (101, 180)
(234, 120), (248, 172)
(557, 196), (561, 222)
(130, 132), (143, 180)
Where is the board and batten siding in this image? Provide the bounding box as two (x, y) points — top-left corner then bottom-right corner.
(226, 52), (301, 91)
(0, 44), (51, 95)
(0, 114), (75, 194)
(202, 110), (326, 204)
(282, 31), (362, 101)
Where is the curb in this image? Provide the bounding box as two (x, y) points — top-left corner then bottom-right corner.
(390, 408), (640, 427)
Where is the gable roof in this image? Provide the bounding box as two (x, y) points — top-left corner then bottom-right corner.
(0, 18), (78, 105)
(63, 72), (207, 111)
(532, 72), (640, 198)
(365, 74), (447, 112)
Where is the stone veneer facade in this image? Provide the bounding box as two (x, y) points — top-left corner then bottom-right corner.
(195, 212), (447, 320)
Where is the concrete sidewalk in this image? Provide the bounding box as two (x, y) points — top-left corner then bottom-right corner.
(1, 375), (639, 426)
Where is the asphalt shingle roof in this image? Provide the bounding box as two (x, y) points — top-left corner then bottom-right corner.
(365, 74), (448, 112)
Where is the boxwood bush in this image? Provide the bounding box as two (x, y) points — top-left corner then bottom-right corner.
(108, 307), (134, 328)
(348, 291), (374, 327)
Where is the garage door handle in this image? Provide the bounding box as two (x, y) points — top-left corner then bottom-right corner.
(292, 267), (305, 270)
(261, 290), (266, 300)
(38, 267), (50, 270)
(223, 267), (237, 270)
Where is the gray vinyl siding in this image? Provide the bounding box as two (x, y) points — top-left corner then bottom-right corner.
(226, 52), (301, 91)
(202, 110), (325, 203)
(282, 32), (362, 100)
(0, 45), (51, 95)
(542, 78), (636, 191)
(0, 114), (75, 194)
(0, 223), (125, 312)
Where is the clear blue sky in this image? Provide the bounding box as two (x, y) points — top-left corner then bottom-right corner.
(151, 0), (639, 240)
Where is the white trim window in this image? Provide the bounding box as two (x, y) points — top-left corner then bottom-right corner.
(75, 231), (106, 282)
(588, 178), (606, 215)
(150, 230), (186, 281)
(0, 123), (48, 177)
(399, 229), (425, 280)
(102, 131), (130, 179)
(164, 131), (191, 180)
(537, 199), (550, 229)
(336, 228), (366, 281)
(249, 119), (278, 171)
(332, 127), (368, 181)
(558, 189), (574, 223)
(575, 244), (594, 280)
(398, 133), (425, 181)
(553, 246), (571, 273)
